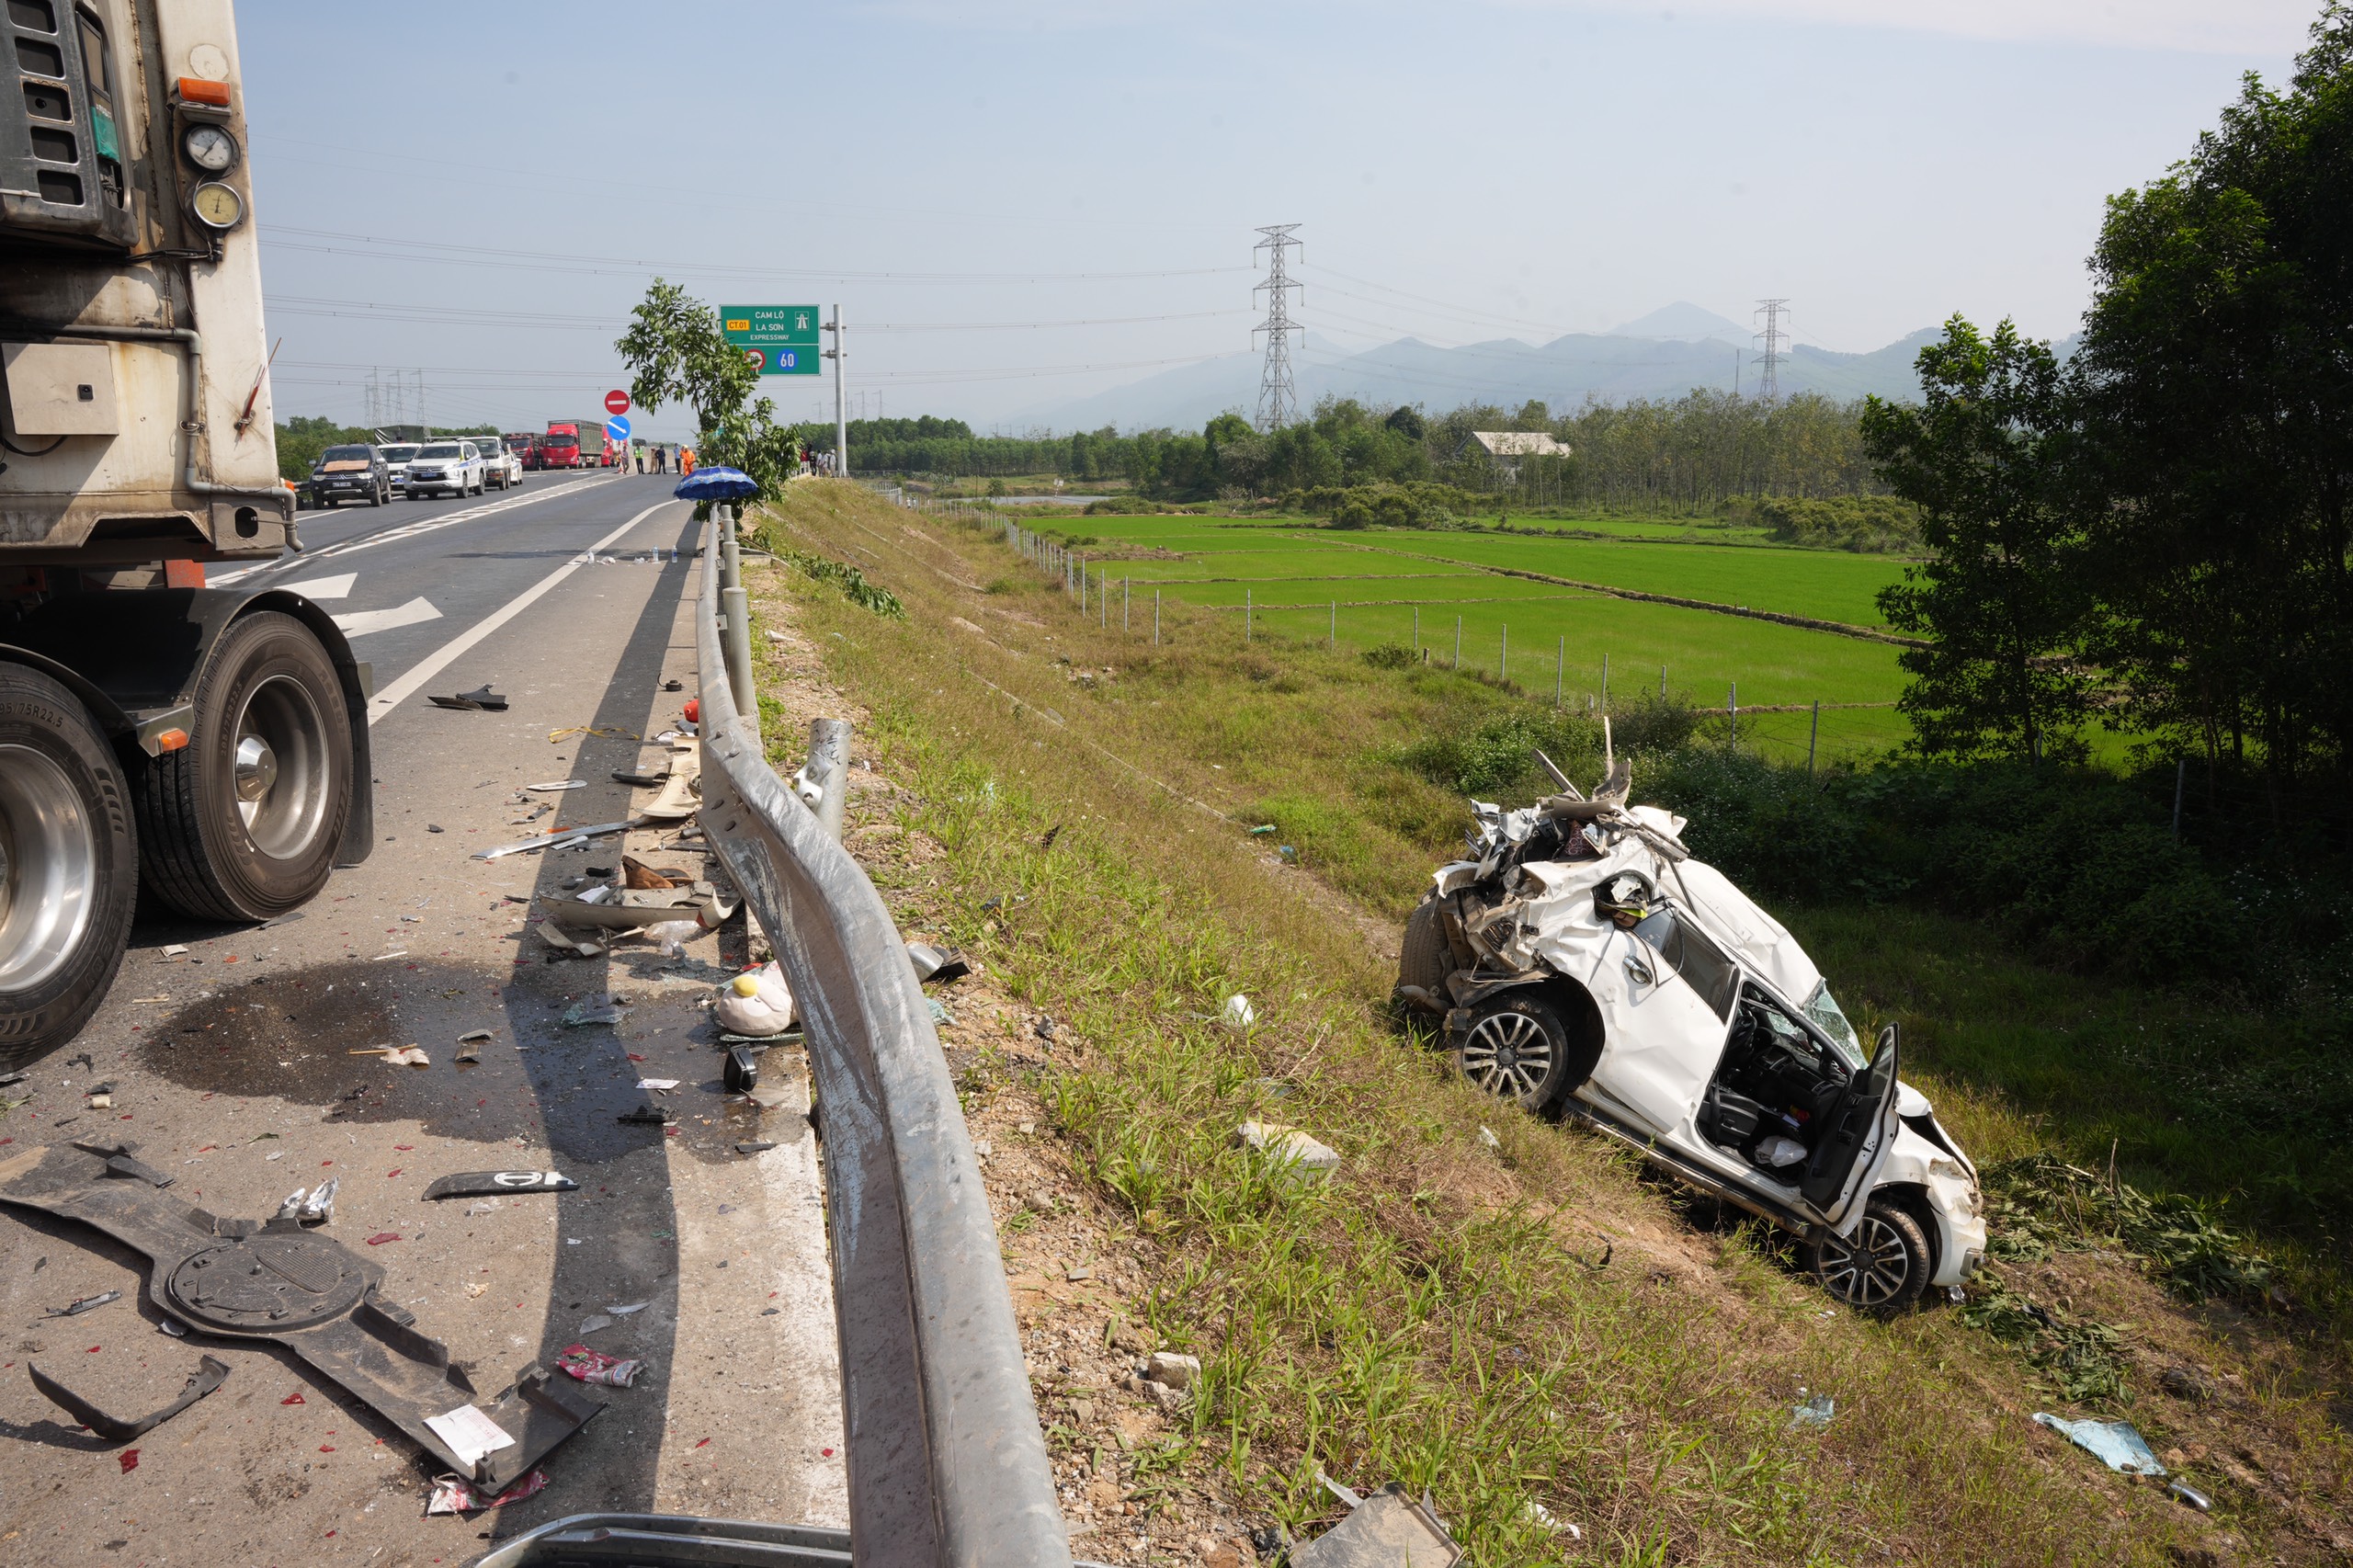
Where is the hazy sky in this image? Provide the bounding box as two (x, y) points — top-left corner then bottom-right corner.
(242, 0), (2313, 438)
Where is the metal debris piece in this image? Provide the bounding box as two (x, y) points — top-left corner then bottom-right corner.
(0, 1140), (599, 1486)
(612, 769), (667, 788)
(1289, 1483), (1463, 1568)
(473, 817), (646, 861)
(905, 942), (972, 984)
(528, 780), (587, 792)
(2167, 1479), (2213, 1512)
(44, 1289), (122, 1317)
(29, 1353), (230, 1440)
(72, 1139), (174, 1188)
(423, 1171), (579, 1201)
(536, 922), (605, 960)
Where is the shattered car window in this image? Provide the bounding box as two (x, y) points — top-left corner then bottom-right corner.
(1802, 980), (1867, 1069)
(1630, 908), (1741, 1018)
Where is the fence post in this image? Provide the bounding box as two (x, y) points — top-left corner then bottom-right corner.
(1660, 665), (1667, 699)
(1454, 616), (1461, 670)
(1728, 683), (1736, 745)
(1808, 699), (1820, 778)
(1413, 605), (1419, 653)
(1124, 577), (1130, 633)
(1501, 622), (1507, 680)
(1555, 637), (1563, 707)
(1154, 588), (1161, 646)
(2172, 756), (2187, 839)
(1601, 653), (1609, 712)
(1330, 600), (1336, 649)
(1245, 589), (1252, 642)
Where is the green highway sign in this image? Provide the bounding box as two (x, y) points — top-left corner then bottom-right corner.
(721, 304), (822, 376)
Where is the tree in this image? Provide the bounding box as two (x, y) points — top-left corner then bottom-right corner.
(2071, 3), (2353, 793)
(614, 279), (801, 498)
(1862, 317), (2095, 763)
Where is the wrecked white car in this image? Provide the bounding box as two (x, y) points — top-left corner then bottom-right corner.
(1394, 751), (1986, 1312)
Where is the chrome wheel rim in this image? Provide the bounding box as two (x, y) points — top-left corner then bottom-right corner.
(0, 743), (97, 992)
(233, 674), (330, 859)
(1815, 1214), (1913, 1307)
(1460, 1010), (1555, 1102)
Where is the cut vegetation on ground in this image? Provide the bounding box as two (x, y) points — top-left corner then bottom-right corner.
(743, 480), (2349, 1567)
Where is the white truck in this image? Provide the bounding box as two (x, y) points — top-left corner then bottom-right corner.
(0, 0), (370, 1068)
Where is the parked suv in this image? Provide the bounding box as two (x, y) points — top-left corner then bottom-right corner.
(1395, 753), (1986, 1312)
(301, 443), (390, 509)
(405, 441), (483, 498)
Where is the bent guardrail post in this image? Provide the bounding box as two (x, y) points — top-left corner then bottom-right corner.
(805, 718), (852, 842)
(694, 517), (1069, 1568)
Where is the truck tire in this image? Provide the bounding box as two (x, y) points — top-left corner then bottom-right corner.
(0, 665), (138, 1070)
(132, 612), (352, 923)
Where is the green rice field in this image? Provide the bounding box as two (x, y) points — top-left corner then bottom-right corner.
(994, 514), (1919, 762)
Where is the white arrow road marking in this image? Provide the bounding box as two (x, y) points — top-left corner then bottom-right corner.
(366, 500), (684, 726)
(332, 597), (443, 638)
(279, 572), (357, 601)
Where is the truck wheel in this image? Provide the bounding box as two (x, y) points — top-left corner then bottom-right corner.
(1452, 993), (1574, 1112)
(1805, 1199), (1930, 1315)
(0, 665), (138, 1070)
(1392, 900), (1452, 1019)
(133, 612), (352, 923)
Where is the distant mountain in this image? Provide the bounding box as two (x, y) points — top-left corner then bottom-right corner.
(1608, 301), (1752, 347)
(1015, 320), (1942, 432)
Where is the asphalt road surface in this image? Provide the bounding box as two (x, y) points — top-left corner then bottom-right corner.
(0, 472), (847, 1564)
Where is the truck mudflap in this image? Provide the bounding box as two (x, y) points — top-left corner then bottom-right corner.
(0, 1139), (598, 1486)
(0, 584), (374, 867)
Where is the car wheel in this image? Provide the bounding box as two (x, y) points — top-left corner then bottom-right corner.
(369, 484), (383, 506)
(0, 664), (139, 1071)
(1452, 992), (1574, 1112)
(1806, 1199), (1931, 1314)
(1393, 900), (1452, 1017)
(132, 611), (353, 923)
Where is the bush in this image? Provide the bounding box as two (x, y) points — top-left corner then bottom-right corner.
(1292, 482), (1468, 529)
(1360, 642), (1418, 670)
(1396, 709), (1604, 798)
(1752, 495), (1923, 552)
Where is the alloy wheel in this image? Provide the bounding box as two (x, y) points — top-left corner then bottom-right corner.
(1813, 1213), (1914, 1307)
(1460, 1008), (1557, 1101)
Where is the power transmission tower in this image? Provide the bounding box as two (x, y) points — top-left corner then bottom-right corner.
(1253, 224), (1303, 431)
(1752, 299), (1789, 402)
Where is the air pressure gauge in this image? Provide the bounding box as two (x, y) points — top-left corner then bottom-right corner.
(188, 179), (244, 230)
(183, 123), (239, 172)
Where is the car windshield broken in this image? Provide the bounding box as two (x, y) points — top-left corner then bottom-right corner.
(1802, 980), (1866, 1069)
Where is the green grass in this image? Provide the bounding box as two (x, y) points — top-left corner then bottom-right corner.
(749, 483), (2351, 1564)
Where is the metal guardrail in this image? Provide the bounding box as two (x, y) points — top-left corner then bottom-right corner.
(695, 507), (1071, 1568)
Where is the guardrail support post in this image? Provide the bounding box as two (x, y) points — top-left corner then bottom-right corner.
(802, 717), (852, 841)
(716, 505), (759, 737)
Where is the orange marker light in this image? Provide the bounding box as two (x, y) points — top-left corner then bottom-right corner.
(155, 729), (189, 752)
(177, 77), (233, 106)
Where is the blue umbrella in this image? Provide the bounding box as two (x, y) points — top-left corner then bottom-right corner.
(673, 466), (760, 501)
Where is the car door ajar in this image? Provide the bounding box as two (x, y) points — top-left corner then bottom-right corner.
(1580, 909), (1736, 1138)
(1801, 1023), (1904, 1232)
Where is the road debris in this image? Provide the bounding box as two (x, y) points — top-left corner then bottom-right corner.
(735, 1141), (779, 1155)
(906, 942), (972, 983)
(715, 964), (795, 1036)
(349, 1046), (431, 1068)
(273, 1177), (337, 1225)
(622, 855), (690, 889)
(529, 779), (587, 791)
(427, 686), (509, 712)
(1145, 1351), (1201, 1391)
(555, 1343), (644, 1387)
(536, 922), (605, 960)
(1791, 1393), (1836, 1426)
(617, 1106), (675, 1127)
(426, 1468), (548, 1516)
(1290, 1481), (1463, 1568)
(423, 1170), (578, 1200)
(722, 1045), (760, 1095)
(635, 1077), (681, 1093)
(2032, 1413), (2166, 1475)
(563, 998), (627, 1028)
(474, 816), (647, 861)
(1221, 994), (1256, 1029)
(28, 1353), (229, 1440)
(43, 1289), (122, 1317)
(608, 1300), (650, 1315)
(1234, 1120), (1339, 1182)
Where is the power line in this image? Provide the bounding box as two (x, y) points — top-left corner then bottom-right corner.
(1254, 224), (1303, 432)
(1754, 299), (1790, 402)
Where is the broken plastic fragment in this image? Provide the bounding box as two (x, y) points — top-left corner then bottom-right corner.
(30, 1353), (229, 1440)
(426, 1469), (547, 1516)
(423, 1403), (517, 1470)
(423, 1170), (577, 1200)
(555, 1343), (643, 1387)
(44, 1290), (122, 1317)
(528, 779), (587, 792)
(2032, 1413), (2165, 1475)
(1221, 994), (1256, 1029)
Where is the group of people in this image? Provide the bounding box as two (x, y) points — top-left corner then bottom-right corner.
(628, 445), (693, 476)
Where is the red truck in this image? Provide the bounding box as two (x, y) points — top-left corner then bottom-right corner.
(540, 420), (612, 470)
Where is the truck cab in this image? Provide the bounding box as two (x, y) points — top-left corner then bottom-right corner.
(542, 423), (582, 468)
(0, 0), (371, 1068)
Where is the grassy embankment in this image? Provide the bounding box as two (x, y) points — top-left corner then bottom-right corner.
(740, 482), (2349, 1565)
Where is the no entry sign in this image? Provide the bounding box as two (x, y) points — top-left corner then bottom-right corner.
(604, 389), (631, 416)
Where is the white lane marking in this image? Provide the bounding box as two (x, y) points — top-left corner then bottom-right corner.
(365, 500), (684, 726)
(210, 476), (616, 587)
(280, 572), (357, 601)
(332, 597), (443, 638)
